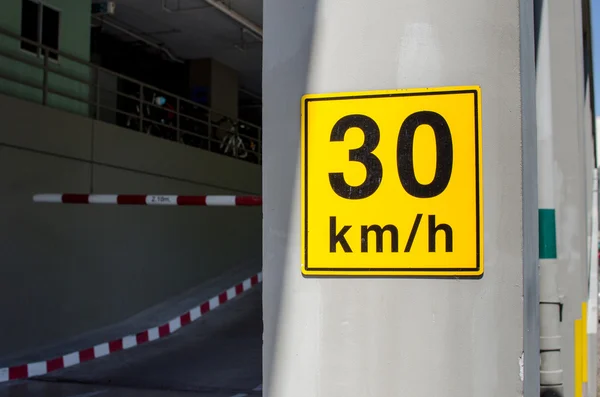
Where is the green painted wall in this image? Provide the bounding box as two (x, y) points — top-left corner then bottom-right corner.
(0, 0), (91, 116)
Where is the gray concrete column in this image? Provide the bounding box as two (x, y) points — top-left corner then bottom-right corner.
(262, 0), (538, 396)
(188, 58), (239, 119)
(548, 1), (589, 396)
(582, 1), (598, 394)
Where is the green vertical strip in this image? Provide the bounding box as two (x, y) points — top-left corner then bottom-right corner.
(539, 208), (558, 259)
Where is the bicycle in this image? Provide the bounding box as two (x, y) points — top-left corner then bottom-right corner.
(219, 122), (249, 159)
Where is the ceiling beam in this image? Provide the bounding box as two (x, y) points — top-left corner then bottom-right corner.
(203, 0), (263, 42)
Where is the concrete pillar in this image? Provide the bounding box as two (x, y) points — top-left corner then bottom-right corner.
(188, 58), (211, 105)
(549, 0), (589, 396)
(582, 2), (598, 395)
(535, 0), (564, 392)
(586, 168), (598, 397)
(188, 58), (239, 119)
(262, 1), (538, 396)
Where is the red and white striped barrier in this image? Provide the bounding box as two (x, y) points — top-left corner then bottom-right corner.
(0, 272), (262, 382)
(33, 194), (262, 206)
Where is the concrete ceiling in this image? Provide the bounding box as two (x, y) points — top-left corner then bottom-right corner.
(96, 0), (263, 94)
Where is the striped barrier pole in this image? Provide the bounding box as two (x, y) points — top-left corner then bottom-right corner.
(33, 194), (262, 206)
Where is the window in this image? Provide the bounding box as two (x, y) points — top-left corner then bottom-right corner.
(20, 0), (60, 61)
(20, 0), (38, 53)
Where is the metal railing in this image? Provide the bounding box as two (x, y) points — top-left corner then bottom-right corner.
(0, 26), (262, 165)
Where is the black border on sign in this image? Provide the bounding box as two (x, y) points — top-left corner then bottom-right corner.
(303, 89), (482, 279)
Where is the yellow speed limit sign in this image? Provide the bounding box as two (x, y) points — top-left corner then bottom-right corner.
(300, 86), (483, 278)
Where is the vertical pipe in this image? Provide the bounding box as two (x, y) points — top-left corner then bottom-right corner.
(176, 97), (181, 142)
(535, 1), (564, 396)
(207, 111), (212, 151)
(95, 70), (101, 120)
(139, 84), (144, 133)
(258, 127), (262, 164)
(42, 48), (48, 106)
(574, 318), (583, 397)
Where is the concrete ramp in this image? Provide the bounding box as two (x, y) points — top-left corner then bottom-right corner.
(0, 277), (263, 396)
(0, 264), (261, 383)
